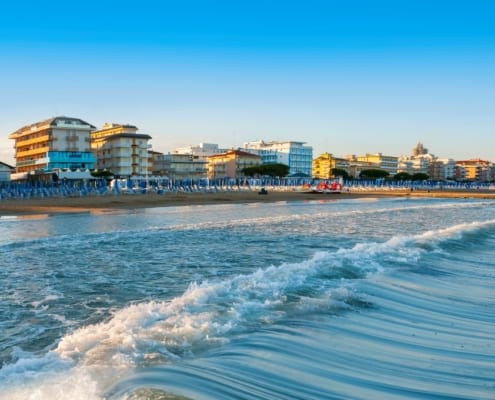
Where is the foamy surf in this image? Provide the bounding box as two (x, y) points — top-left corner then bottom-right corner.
(1, 199), (494, 400)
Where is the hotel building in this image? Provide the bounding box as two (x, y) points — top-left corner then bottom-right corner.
(243, 140), (313, 177)
(8, 116), (97, 176)
(352, 153), (399, 176)
(207, 150), (261, 179)
(455, 159), (494, 181)
(91, 123), (152, 177)
(152, 152), (207, 179)
(312, 153), (350, 179)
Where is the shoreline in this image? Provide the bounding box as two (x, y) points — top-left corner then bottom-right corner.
(1, 189), (495, 216)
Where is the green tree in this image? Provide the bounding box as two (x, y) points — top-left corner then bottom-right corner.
(359, 169), (389, 179)
(243, 163), (289, 177)
(411, 172), (429, 181)
(331, 168), (349, 179)
(91, 169), (114, 178)
(394, 172), (412, 180)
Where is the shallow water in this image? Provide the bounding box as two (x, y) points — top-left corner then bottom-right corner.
(1, 197), (494, 399)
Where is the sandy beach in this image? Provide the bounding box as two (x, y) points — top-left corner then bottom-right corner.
(1, 189), (495, 216)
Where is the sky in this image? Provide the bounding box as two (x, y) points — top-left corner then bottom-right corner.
(1, 0), (494, 165)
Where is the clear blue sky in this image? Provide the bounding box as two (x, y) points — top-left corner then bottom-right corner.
(1, 0), (494, 164)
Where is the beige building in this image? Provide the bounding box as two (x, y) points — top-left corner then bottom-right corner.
(312, 153), (349, 179)
(91, 123), (152, 177)
(207, 150), (261, 179)
(351, 153), (399, 176)
(8, 116), (96, 175)
(455, 159), (494, 181)
(428, 159), (456, 181)
(152, 153), (207, 179)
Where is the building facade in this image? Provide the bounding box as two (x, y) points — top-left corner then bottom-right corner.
(8, 116), (97, 175)
(353, 153), (399, 176)
(152, 153), (207, 179)
(398, 154), (434, 175)
(243, 140), (313, 176)
(429, 158), (456, 181)
(91, 123), (152, 177)
(0, 161), (14, 182)
(173, 143), (226, 157)
(207, 150), (261, 179)
(455, 159), (494, 181)
(312, 153), (350, 179)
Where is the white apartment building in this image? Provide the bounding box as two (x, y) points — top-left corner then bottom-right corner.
(91, 123), (152, 178)
(398, 154), (434, 175)
(243, 140), (313, 176)
(173, 143), (226, 157)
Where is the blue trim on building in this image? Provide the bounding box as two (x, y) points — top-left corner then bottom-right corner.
(46, 151), (96, 170)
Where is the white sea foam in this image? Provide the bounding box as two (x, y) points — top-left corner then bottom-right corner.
(2, 214), (494, 399)
(32, 294), (61, 309)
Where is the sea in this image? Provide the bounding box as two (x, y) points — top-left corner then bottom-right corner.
(0, 196), (494, 400)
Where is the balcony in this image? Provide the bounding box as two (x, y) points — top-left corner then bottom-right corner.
(16, 146), (50, 158)
(16, 135), (51, 147)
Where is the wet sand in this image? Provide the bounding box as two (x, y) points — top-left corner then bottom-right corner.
(1, 189), (495, 216)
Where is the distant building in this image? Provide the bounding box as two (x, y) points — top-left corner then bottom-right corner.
(455, 159), (494, 181)
(207, 150), (261, 179)
(349, 153), (399, 176)
(91, 123), (152, 177)
(429, 158), (456, 181)
(243, 140), (313, 176)
(312, 153), (349, 179)
(398, 143), (437, 177)
(0, 161), (15, 182)
(173, 143), (226, 157)
(398, 154), (434, 175)
(8, 116), (97, 176)
(412, 142), (428, 156)
(152, 152), (207, 179)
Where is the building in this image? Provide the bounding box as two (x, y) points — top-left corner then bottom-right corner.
(312, 153), (350, 179)
(173, 143), (226, 157)
(398, 154), (434, 175)
(8, 116), (97, 176)
(412, 142), (428, 157)
(352, 153), (399, 176)
(91, 123), (152, 177)
(455, 159), (494, 181)
(207, 150), (261, 179)
(0, 161), (15, 182)
(429, 158), (456, 181)
(345, 156), (377, 179)
(397, 143), (437, 177)
(152, 152), (207, 179)
(243, 140), (313, 176)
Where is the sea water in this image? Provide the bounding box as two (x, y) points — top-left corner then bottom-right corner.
(0, 196), (494, 399)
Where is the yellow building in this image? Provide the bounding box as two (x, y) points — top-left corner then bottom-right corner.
(8, 116), (97, 175)
(91, 123), (152, 177)
(312, 153), (349, 179)
(354, 153), (398, 176)
(207, 150), (261, 179)
(455, 159), (493, 181)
